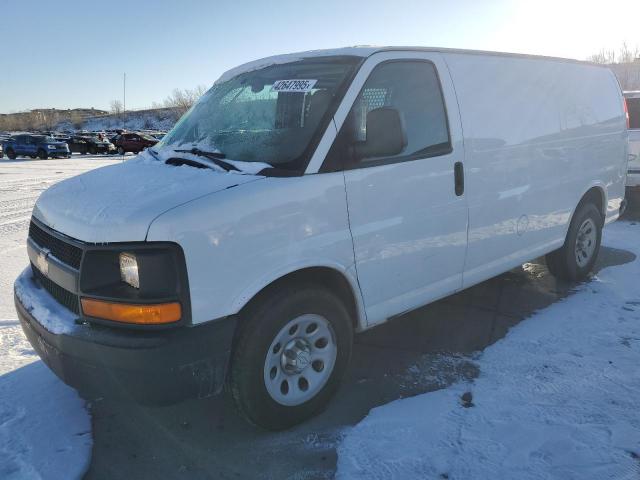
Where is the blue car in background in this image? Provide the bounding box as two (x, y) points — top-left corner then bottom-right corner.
(2, 134), (70, 159)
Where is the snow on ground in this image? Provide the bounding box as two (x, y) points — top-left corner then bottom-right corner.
(338, 221), (640, 480)
(0, 155), (120, 479)
(3, 155), (640, 479)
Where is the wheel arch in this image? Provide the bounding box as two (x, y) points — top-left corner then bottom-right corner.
(574, 185), (606, 226)
(234, 265), (367, 332)
(557, 184), (606, 247)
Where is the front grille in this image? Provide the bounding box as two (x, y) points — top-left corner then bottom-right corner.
(31, 263), (80, 314)
(28, 221), (82, 269)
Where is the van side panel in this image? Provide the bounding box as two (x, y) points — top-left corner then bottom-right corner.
(442, 53), (627, 287)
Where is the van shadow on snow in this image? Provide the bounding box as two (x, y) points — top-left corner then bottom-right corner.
(82, 241), (636, 480)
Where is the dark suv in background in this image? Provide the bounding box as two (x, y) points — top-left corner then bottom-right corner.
(67, 135), (116, 155)
(113, 132), (158, 154)
(3, 134), (70, 159)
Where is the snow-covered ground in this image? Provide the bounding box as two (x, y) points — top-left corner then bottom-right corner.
(1, 154), (639, 479)
(338, 221), (640, 480)
(0, 155), (120, 479)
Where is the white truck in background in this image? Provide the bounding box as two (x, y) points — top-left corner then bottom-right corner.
(625, 91), (640, 187)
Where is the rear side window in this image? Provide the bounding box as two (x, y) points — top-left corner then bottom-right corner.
(628, 97), (640, 130)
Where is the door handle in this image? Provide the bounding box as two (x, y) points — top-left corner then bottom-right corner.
(454, 162), (464, 196)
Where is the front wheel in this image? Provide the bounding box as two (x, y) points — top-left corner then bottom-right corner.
(6, 149), (16, 160)
(117, 146), (125, 155)
(37, 149), (47, 160)
(229, 284), (353, 430)
(546, 202), (602, 281)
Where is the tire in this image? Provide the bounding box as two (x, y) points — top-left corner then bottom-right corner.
(6, 149), (16, 160)
(117, 146), (125, 155)
(229, 283), (353, 430)
(89, 146), (98, 155)
(37, 149), (47, 160)
(546, 202), (602, 281)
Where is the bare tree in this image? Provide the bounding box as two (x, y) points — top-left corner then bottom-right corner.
(69, 111), (84, 130)
(587, 43), (640, 64)
(163, 85), (207, 114)
(109, 99), (124, 116)
(587, 49), (616, 64)
(588, 42), (640, 90)
(618, 42), (640, 64)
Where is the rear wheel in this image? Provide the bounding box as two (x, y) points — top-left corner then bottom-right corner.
(546, 202), (602, 281)
(37, 149), (47, 160)
(229, 284), (353, 430)
(117, 146), (125, 155)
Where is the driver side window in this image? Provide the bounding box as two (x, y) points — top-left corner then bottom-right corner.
(323, 60), (451, 171)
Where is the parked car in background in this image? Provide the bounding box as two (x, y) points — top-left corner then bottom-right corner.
(53, 133), (71, 142)
(3, 134), (69, 159)
(625, 91), (640, 188)
(0, 142), (3, 158)
(113, 132), (158, 154)
(67, 135), (116, 155)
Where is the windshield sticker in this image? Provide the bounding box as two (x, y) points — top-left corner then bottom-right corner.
(271, 79), (317, 93)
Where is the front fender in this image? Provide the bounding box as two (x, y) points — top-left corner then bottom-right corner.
(228, 259), (367, 332)
(147, 173), (365, 328)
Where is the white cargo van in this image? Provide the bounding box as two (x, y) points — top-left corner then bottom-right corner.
(624, 91), (640, 186)
(15, 47), (628, 430)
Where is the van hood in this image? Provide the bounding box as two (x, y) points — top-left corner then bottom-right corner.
(33, 155), (263, 243)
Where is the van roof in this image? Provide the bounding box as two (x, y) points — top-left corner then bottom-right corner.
(215, 46), (607, 84)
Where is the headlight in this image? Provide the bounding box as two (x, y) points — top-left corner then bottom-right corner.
(119, 252), (140, 288)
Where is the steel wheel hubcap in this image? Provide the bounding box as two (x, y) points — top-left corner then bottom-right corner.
(575, 218), (597, 268)
(263, 314), (337, 406)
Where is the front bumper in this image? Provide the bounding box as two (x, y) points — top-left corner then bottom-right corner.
(627, 171), (640, 188)
(15, 268), (236, 404)
(49, 149), (70, 157)
(95, 145), (114, 153)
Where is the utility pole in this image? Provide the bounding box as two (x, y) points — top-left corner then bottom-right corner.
(123, 73), (126, 130)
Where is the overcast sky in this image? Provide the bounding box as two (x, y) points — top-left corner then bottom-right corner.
(1, 0), (639, 113)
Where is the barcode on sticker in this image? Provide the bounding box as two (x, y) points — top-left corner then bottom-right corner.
(271, 79), (317, 93)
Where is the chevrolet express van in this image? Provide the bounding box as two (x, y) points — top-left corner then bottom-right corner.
(15, 47), (628, 430)
(624, 91), (640, 187)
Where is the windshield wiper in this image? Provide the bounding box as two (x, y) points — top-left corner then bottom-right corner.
(173, 147), (240, 172)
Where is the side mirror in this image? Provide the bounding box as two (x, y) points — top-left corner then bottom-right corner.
(352, 107), (406, 160)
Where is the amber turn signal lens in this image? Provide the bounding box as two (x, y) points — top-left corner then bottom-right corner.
(81, 298), (181, 325)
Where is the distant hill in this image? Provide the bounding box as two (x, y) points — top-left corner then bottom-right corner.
(0, 107), (181, 132)
(60, 107), (181, 132)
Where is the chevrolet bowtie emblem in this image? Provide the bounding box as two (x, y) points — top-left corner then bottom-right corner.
(36, 248), (50, 277)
